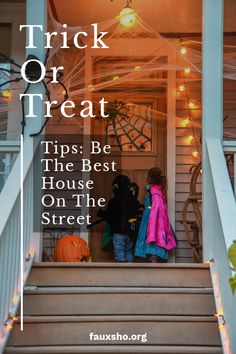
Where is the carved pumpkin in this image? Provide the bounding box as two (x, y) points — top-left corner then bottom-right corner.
(54, 235), (90, 262)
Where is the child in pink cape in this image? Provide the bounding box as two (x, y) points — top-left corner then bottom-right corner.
(135, 167), (176, 262)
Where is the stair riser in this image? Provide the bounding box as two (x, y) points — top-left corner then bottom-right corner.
(23, 293), (216, 316)
(4, 347), (224, 354)
(27, 268), (212, 287)
(8, 321), (221, 346)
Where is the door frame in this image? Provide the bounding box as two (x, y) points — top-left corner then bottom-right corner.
(83, 41), (177, 261)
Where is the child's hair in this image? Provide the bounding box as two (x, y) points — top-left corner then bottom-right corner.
(147, 167), (167, 195)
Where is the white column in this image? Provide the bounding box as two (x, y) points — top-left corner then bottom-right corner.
(167, 48), (176, 262)
(25, 0), (46, 261)
(24, 0), (46, 137)
(202, 0), (224, 260)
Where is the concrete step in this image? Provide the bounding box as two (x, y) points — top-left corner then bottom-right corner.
(23, 287), (216, 316)
(4, 345), (224, 354)
(27, 263), (212, 288)
(8, 315), (221, 347)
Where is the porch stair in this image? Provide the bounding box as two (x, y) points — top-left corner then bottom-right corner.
(5, 263), (223, 354)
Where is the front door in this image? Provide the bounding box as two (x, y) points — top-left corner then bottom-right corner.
(89, 96), (167, 261)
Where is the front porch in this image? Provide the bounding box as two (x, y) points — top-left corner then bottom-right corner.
(0, 0), (236, 353)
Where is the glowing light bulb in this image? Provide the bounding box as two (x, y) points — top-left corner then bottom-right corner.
(188, 101), (195, 109)
(2, 89), (11, 98)
(180, 47), (187, 55)
(184, 67), (191, 75)
(205, 259), (212, 264)
(112, 76), (120, 81)
(180, 118), (190, 127)
(12, 296), (18, 305)
(134, 65), (141, 71)
(62, 89), (67, 96)
(119, 6), (136, 28)
(88, 84), (94, 91)
(11, 316), (18, 322)
(184, 135), (194, 145)
(179, 85), (186, 92)
(192, 151), (199, 158)
(5, 324), (13, 331)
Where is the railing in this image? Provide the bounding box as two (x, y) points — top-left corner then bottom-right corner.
(223, 141), (236, 196)
(0, 141), (20, 193)
(0, 138), (36, 354)
(206, 138), (236, 354)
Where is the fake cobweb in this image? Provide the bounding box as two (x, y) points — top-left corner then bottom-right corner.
(0, 2), (236, 150)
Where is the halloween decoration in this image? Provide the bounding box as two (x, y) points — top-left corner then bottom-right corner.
(97, 100), (152, 151)
(54, 235), (90, 262)
(182, 162), (202, 262)
(0, 51), (68, 136)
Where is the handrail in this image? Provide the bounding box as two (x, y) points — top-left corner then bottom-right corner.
(0, 140), (21, 193)
(0, 138), (34, 239)
(223, 140), (236, 153)
(206, 138), (236, 354)
(223, 140), (236, 197)
(0, 137), (36, 353)
(208, 139), (236, 249)
(0, 141), (20, 153)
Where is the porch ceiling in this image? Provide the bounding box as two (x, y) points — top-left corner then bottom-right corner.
(50, 0), (236, 33)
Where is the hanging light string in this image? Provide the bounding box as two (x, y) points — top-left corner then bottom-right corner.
(178, 67), (202, 160)
(206, 259), (232, 354)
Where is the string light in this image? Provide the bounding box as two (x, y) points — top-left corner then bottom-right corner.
(180, 118), (190, 127)
(119, 5), (136, 28)
(87, 84), (94, 91)
(184, 135), (194, 145)
(192, 151), (199, 158)
(188, 101), (196, 109)
(180, 47), (187, 55)
(134, 65), (141, 71)
(112, 76), (120, 81)
(210, 262), (232, 354)
(2, 89), (11, 98)
(10, 316), (18, 322)
(5, 324), (13, 331)
(205, 258), (214, 264)
(4, 318), (13, 331)
(12, 296), (19, 305)
(184, 67), (191, 74)
(178, 85), (186, 92)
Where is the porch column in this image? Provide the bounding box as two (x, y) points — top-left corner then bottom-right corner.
(25, 0), (46, 261)
(202, 0), (224, 260)
(24, 0), (46, 137)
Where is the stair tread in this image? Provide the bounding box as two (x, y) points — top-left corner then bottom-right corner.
(24, 286), (214, 294)
(32, 262), (210, 269)
(5, 345), (223, 354)
(16, 315), (218, 323)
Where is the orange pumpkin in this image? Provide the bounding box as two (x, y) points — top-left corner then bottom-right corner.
(54, 235), (90, 262)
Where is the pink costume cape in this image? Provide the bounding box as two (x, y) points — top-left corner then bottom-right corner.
(146, 184), (176, 251)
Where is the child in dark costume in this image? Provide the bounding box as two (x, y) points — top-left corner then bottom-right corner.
(135, 167), (176, 262)
(99, 175), (140, 263)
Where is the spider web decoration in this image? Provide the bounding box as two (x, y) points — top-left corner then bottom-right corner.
(99, 100), (152, 152)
